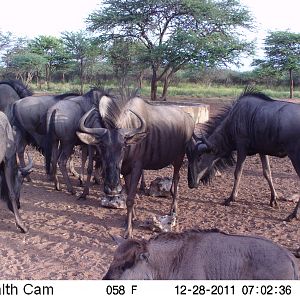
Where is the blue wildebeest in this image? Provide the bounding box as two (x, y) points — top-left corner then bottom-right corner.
(11, 92), (79, 175)
(45, 89), (110, 196)
(186, 89), (300, 221)
(0, 111), (32, 233)
(77, 95), (195, 238)
(0, 79), (32, 115)
(103, 229), (299, 280)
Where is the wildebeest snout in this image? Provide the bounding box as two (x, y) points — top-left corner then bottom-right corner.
(104, 183), (123, 196)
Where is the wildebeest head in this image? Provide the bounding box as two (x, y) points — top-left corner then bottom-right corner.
(103, 238), (151, 280)
(77, 98), (147, 196)
(186, 133), (219, 188)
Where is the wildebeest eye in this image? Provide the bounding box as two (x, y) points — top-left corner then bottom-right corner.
(121, 260), (135, 271)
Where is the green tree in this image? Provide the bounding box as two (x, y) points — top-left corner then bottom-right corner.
(87, 0), (254, 100)
(29, 35), (67, 89)
(61, 30), (101, 94)
(108, 38), (147, 88)
(0, 31), (13, 51)
(252, 31), (300, 98)
(6, 51), (46, 84)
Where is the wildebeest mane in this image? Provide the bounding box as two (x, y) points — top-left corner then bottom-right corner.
(97, 88), (139, 129)
(53, 92), (80, 100)
(0, 79), (33, 98)
(200, 101), (236, 184)
(238, 86), (275, 102)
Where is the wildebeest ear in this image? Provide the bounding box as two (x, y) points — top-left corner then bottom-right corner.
(124, 132), (147, 145)
(76, 132), (99, 145)
(111, 235), (126, 245)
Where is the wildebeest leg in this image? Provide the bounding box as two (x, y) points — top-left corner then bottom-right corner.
(4, 164), (27, 233)
(124, 168), (142, 239)
(169, 154), (184, 215)
(93, 158), (102, 184)
(50, 139), (61, 191)
(124, 173), (137, 220)
(259, 154), (278, 207)
(69, 155), (79, 178)
(79, 145), (89, 186)
(139, 170), (146, 193)
(224, 150), (247, 206)
(58, 142), (76, 195)
(14, 130), (31, 182)
(285, 199), (300, 221)
(285, 154), (300, 221)
(78, 146), (93, 200)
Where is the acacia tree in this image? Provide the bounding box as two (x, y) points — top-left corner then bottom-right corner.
(108, 38), (147, 88)
(87, 0), (254, 100)
(0, 31), (12, 51)
(253, 31), (300, 98)
(29, 36), (67, 89)
(61, 31), (101, 94)
(6, 51), (46, 84)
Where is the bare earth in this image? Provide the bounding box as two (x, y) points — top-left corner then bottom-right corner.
(0, 98), (299, 280)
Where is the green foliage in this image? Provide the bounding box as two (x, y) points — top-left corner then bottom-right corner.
(7, 51), (46, 82)
(253, 31), (300, 72)
(61, 30), (102, 93)
(0, 31), (13, 51)
(87, 0), (254, 99)
(107, 38), (146, 86)
(252, 31), (300, 98)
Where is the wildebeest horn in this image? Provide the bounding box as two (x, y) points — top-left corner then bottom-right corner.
(199, 130), (213, 149)
(122, 110), (146, 138)
(196, 143), (209, 153)
(108, 233), (125, 245)
(19, 153), (33, 176)
(79, 108), (107, 137)
(192, 132), (202, 141)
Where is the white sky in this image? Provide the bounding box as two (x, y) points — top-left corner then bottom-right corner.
(0, 0), (101, 38)
(0, 0), (300, 70)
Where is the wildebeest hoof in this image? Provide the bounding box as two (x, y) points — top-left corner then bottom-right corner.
(69, 190), (76, 195)
(25, 175), (32, 183)
(77, 193), (87, 200)
(270, 201), (279, 208)
(284, 213), (297, 222)
(123, 230), (132, 239)
(17, 223), (28, 233)
(224, 198), (233, 206)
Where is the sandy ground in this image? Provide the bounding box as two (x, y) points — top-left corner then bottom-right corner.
(0, 99), (299, 279)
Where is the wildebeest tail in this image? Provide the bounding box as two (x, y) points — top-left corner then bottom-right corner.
(45, 109), (57, 174)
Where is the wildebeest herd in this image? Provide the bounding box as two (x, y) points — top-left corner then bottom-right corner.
(0, 79), (299, 280)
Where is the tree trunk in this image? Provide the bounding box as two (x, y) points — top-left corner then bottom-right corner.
(161, 73), (172, 101)
(138, 70), (144, 89)
(150, 66), (158, 101)
(80, 58), (84, 95)
(36, 71), (39, 87)
(289, 69), (294, 99)
(45, 65), (50, 90)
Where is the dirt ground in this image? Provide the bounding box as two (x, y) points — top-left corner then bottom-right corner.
(0, 98), (299, 280)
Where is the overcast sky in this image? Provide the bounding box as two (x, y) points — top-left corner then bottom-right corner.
(0, 0), (100, 38)
(1, 0), (300, 70)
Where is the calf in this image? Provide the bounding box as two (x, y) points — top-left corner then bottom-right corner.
(103, 229), (299, 280)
